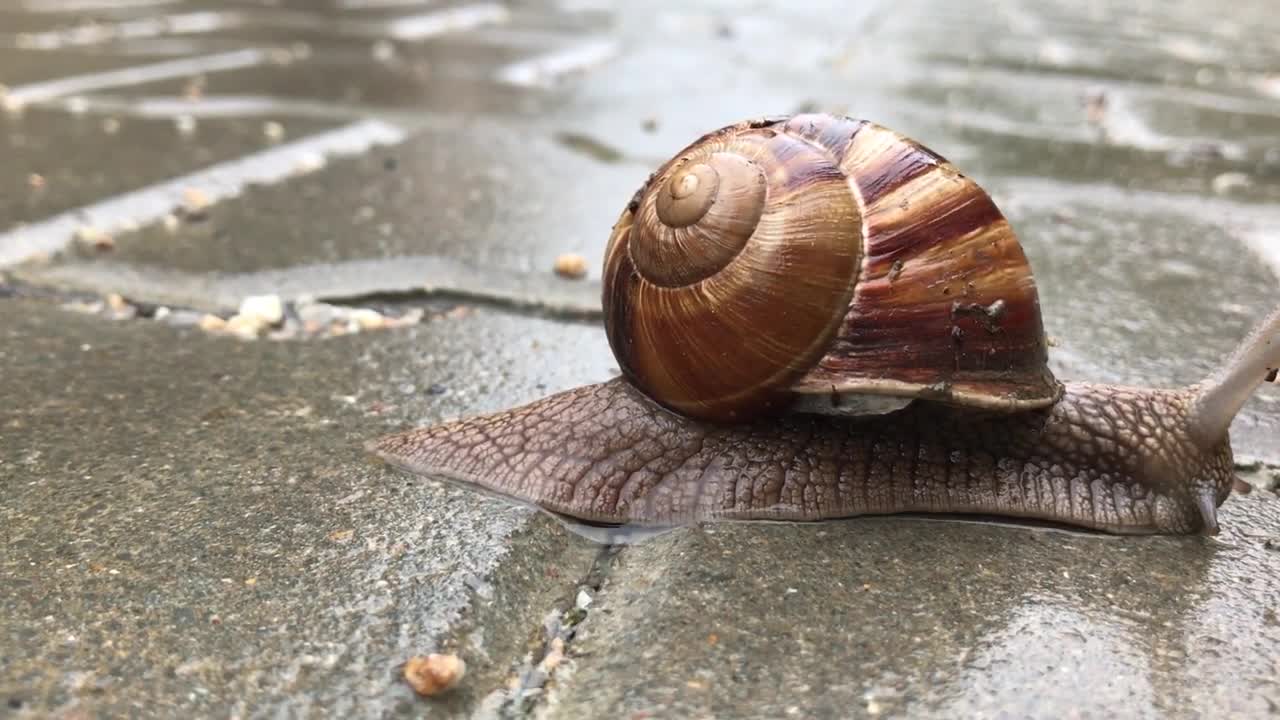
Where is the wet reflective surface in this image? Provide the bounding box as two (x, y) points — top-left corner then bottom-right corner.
(547, 500), (1280, 719)
(1, 0), (1279, 716)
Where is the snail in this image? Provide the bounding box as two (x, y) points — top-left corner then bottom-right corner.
(369, 113), (1279, 537)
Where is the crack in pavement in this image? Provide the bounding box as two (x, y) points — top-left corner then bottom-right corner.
(467, 544), (620, 720)
(11, 256), (604, 321)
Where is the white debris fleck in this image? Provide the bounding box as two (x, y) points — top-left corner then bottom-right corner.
(263, 121), (285, 142)
(537, 637), (565, 673)
(237, 295), (284, 326)
(198, 314), (227, 332)
(225, 313), (266, 339)
(575, 589), (593, 610)
(296, 300), (339, 330)
(1211, 172), (1252, 195)
(181, 187), (211, 216)
(371, 39), (396, 62)
(347, 308), (385, 331)
(292, 152), (326, 175)
(74, 225), (114, 250)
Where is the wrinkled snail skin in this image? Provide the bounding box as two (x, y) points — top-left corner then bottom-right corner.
(369, 112), (1280, 536)
(370, 378), (1235, 536)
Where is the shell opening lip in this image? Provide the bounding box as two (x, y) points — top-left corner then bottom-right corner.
(788, 369), (1066, 415)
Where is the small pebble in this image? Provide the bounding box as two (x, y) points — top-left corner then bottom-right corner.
(263, 121), (285, 142)
(181, 187), (211, 217)
(1211, 172), (1252, 195)
(225, 314), (266, 339)
(1083, 88), (1108, 125)
(75, 226), (114, 251)
(575, 589), (593, 610)
(198, 314), (227, 332)
(372, 39), (396, 62)
(183, 75), (206, 101)
(348, 308), (385, 331)
(1, 88), (24, 114)
(296, 300), (338, 328)
(293, 152), (326, 175)
(537, 638), (565, 673)
(384, 308), (424, 329)
(403, 654), (466, 697)
(237, 295), (284, 326)
(27, 173), (45, 190)
(554, 253), (588, 279)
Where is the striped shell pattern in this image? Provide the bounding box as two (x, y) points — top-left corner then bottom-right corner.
(601, 113), (1062, 423)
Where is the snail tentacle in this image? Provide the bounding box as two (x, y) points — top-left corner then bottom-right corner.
(1189, 303), (1280, 450)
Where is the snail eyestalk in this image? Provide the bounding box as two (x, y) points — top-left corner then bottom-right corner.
(1189, 304), (1280, 450)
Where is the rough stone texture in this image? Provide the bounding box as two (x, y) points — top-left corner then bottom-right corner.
(1, 0), (1279, 717)
(52, 122), (642, 277)
(545, 497), (1280, 719)
(0, 300), (611, 718)
(0, 108), (339, 231)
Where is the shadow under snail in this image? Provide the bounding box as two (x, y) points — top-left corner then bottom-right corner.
(370, 113), (1280, 537)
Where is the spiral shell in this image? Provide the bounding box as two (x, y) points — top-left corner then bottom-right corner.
(602, 113), (1061, 422)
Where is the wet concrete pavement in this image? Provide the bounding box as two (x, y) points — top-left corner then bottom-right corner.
(0, 299), (610, 718)
(2, 0), (1279, 717)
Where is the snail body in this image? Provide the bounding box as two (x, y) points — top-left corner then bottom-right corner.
(371, 114), (1279, 536)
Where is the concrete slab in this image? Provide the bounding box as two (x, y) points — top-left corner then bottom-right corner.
(0, 48), (162, 87)
(543, 497), (1280, 719)
(17, 117), (644, 282)
(2, 0), (1279, 717)
(0, 108), (339, 234)
(1002, 184), (1280, 464)
(0, 298), (614, 717)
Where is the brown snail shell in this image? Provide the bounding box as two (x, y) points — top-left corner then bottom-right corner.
(601, 113), (1063, 422)
(369, 112), (1280, 537)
